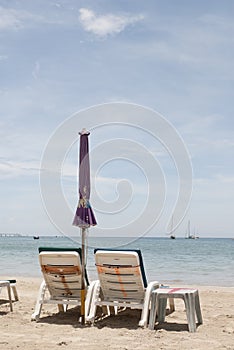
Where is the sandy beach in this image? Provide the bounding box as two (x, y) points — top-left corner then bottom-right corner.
(0, 277), (233, 350)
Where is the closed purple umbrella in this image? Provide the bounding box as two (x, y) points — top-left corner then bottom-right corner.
(73, 128), (97, 324)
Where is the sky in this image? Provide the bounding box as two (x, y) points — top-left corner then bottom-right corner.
(0, 0), (234, 238)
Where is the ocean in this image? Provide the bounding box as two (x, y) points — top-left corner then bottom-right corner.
(0, 235), (233, 286)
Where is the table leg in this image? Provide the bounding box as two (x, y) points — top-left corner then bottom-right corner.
(184, 293), (196, 332)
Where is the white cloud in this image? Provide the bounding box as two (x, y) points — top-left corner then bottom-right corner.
(0, 6), (61, 31)
(198, 13), (234, 31)
(0, 54), (8, 60)
(0, 6), (22, 30)
(215, 174), (234, 184)
(0, 158), (40, 179)
(193, 174), (234, 205)
(78, 8), (144, 38)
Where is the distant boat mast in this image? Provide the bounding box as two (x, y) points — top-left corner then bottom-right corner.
(170, 215), (176, 239)
(186, 220), (197, 239)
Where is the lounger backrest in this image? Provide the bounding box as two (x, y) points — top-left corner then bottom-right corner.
(38, 247), (89, 285)
(94, 250), (146, 303)
(39, 251), (84, 300)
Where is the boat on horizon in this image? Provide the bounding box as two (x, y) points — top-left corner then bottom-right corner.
(169, 215), (176, 239)
(185, 220), (199, 239)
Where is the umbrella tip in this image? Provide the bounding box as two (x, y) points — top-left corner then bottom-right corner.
(79, 128), (90, 135)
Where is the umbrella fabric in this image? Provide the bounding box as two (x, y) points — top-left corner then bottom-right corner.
(73, 130), (97, 227)
(72, 129), (96, 324)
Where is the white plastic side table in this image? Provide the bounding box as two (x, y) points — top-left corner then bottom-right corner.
(0, 280), (13, 311)
(149, 287), (203, 332)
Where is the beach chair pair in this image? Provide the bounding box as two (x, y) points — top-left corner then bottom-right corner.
(31, 248), (159, 327)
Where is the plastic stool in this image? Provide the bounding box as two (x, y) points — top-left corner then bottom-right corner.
(0, 281), (13, 311)
(149, 287), (203, 332)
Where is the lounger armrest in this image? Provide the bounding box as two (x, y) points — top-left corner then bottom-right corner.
(31, 280), (47, 322)
(86, 280), (101, 324)
(138, 281), (160, 328)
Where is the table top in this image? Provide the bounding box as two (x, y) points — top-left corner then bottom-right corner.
(0, 280), (10, 287)
(153, 287), (198, 295)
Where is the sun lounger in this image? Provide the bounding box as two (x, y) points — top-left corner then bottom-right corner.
(86, 249), (160, 327)
(31, 247), (95, 322)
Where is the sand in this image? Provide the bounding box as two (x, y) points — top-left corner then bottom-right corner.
(0, 277), (233, 350)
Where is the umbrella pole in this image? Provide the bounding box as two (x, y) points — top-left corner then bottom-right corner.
(81, 227), (86, 325)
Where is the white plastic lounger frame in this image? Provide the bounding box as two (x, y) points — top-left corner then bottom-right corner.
(86, 250), (159, 327)
(31, 251), (95, 322)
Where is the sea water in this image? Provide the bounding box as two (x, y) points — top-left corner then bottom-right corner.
(0, 235), (233, 286)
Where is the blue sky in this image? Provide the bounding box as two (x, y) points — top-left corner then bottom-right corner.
(0, 0), (233, 238)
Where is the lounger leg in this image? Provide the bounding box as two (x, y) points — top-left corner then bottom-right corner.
(139, 291), (151, 327)
(109, 306), (116, 315)
(7, 284), (13, 312)
(148, 293), (158, 330)
(57, 304), (65, 312)
(31, 281), (47, 322)
(102, 305), (110, 315)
